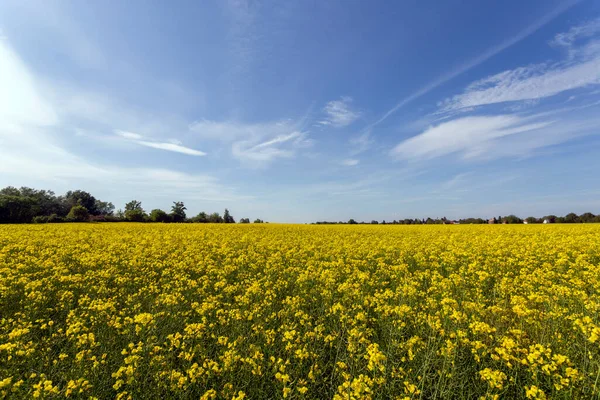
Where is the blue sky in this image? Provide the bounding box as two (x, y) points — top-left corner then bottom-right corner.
(1, 0), (599, 222)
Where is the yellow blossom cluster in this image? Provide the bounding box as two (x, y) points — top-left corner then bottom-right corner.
(1, 223), (599, 398)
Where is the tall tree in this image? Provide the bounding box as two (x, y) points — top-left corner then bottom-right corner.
(124, 200), (146, 222)
(171, 202), (187, 222)
(62, 190), (98, 215)
(223, 208), (235, 223)
(208, 212), (223, 223)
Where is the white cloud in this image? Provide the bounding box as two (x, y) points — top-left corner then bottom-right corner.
(340, 159), (359, 166)
(550, 18), (600, 49)
(349, 131), (373, 155)
(0, 37), (57, 128)
(232, 131), (312, 163)
(391, 115), (554, 160)
(365, 1), (578, 129)
(136, 141), (206, 156)
(440, 19), (600, 112)
(116, 130), (143, 140)
(319, 97), (360, 127)
(0, 37), (243, 208)
(190, 119), (313, 165)
(115, 130), (206, 156)
(440, 56), (600, 111)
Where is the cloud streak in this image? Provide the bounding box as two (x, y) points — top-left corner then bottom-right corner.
(366, 0), (580, 129)
(190, 119), (313, 165)
(440, 25), (600, 112)
(115, 130), (206, 156)
(440, 56), (600, 111)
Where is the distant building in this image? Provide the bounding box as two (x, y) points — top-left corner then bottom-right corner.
(488, 218), (496, 224)
(523, 221), (528, 224)
(543, 219), (550, 224)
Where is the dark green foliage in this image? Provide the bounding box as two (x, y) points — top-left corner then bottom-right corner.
(503, 215), (522, 224)
(189, 212), (209, 223)
(170, 202), (187, 222)
(0, 195), (36, 223)
(208, 212), (224, 223)
(32, 215), (49, 224)
(149, 209), (171, 223)
(62, 190), (112, 216)
(580, 212), (596, 223)
(66, 205), (90, 222)
(564, 213), (579, 223)
(224, 209), (235, 223)
(124, 200), (146, 222)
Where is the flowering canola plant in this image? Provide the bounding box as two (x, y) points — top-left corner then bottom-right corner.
(1, 223), (600, 399)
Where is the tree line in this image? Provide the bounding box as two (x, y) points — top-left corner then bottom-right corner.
(314, 213), (600, 225)
(0, 186), (264, 224)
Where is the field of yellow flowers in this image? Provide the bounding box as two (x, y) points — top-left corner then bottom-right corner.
(1, 223), (600, 399)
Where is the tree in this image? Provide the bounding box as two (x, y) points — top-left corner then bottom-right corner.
(542, 215), (557, 224)
(124, 200), (146, 222)
(580, 212), (596, 223)
(66, 205), (90, 222)
(0, 195), (36, 223)
(564, 213), (579, 223)
(253, 219), (264, 223)
(62, 190), (97, 215)
(525, 217), (538, 224)
(348, 219), (357, 224)
(190, 212), (208, 223)
(149, 209), (171, 223)
(171, 202), (187, 222)
(95, 200), (115, 216)
(208, 212), (223, 223)
(504, 215), (522, 224)
(223, 209), (235, 223)
(18, 187), (62, 216)
(239, 218), (250, 223)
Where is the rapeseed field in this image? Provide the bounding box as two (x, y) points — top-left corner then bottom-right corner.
(1, 223), (599, 399)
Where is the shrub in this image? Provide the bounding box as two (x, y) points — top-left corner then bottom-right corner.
(149, 209), (171, 223)
(66, 205), (90, 222)
(47, 214), (64, 223)
(32, 215), (49, 224)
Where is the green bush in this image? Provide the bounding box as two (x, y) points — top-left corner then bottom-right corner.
(66, 205), (90, 222)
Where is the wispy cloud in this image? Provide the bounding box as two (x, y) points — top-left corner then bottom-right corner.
(0, 36), (245, 208)
(365, 1), (580, 129)
(392, 107), (600, 162)
(550, 17), (600, 49)
(319, 97), (360, 127)
(440, 50), (600, 112)
(440, 172), (472, 190)
(232, 131), (312, 163)
(391, 115), (554, 161)
(349, 131), (373, 155)
(190, 119), (313, 165)
(340, 159), (359, 166)
(115, 130), (206, 156)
